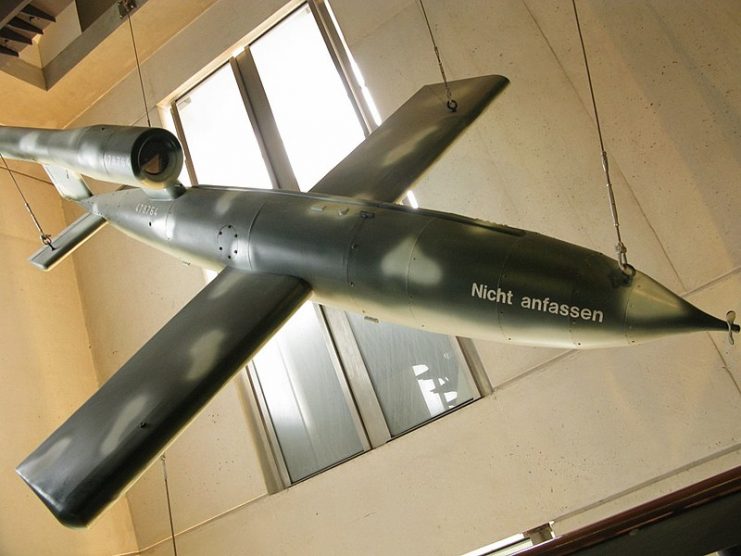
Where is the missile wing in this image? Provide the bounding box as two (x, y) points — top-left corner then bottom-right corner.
(17, 268), (309, 526)
(311, 74), (509, 202)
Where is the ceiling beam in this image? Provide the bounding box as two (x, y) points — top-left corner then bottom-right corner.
(21, 4), (55, 22)
(0, 1), (33, 28)
(44, 0), (149, 88)
(0, 26), (33, 44)
(8, 15), (42, 33)
(0, 43), (19, 56)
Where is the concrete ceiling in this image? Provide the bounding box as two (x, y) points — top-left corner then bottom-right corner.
(0, 0), (69, 27)
(0, 1), (67, 58)
(0, 0), (218, 128)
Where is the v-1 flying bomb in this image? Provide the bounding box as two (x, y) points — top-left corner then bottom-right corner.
(1, 75), (737, 527)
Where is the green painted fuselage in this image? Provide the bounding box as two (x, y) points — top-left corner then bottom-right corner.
(88, 185), (728, 349)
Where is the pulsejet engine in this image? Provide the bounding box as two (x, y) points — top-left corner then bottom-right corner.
(0, 74), (737, 527)
(0, 124), (183, 189)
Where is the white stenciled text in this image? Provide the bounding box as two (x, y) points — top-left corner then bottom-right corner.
(471, 282), (604, 324)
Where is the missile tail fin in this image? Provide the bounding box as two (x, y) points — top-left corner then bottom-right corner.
(28, 212), (107, 271)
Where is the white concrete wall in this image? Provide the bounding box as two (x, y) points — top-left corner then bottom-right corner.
(9, 0), (740, 554)
(0, 161), (138, 554)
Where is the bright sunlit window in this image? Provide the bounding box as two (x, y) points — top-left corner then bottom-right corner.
(252, 303), (364, 481)
(346, 312), (475, 436)
(251, 5), (365, 190)
(323, 0), (382, 127)
(177, 64), (274, 189)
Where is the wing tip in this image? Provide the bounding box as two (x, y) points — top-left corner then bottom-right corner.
(16, 465), (92, 528)
(17, 271), (311, 528)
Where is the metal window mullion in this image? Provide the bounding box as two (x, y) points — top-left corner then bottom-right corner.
(456, 337), (493, 397)
(234, 369), (289, 492)
(322, 307), (392, 448)
(169, 104), (199, 186)
(268, 327), (327, 473)
(310, 0), (378, 135)
(228, 57), (282, 191)
(233, 48), (300, 192)
(313, 304), (372, 452)
(247, 364), (293, 489)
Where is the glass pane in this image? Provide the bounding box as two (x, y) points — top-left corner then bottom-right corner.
(176, 64), (273, 189)
(253, 304), (364, 481)
(346, 313), (474, 436)
(251, 5), (365, 190)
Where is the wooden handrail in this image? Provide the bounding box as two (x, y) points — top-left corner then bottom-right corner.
(520, 465), (741, 555)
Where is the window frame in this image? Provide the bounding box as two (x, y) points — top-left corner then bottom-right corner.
(167, 0), (491, 490)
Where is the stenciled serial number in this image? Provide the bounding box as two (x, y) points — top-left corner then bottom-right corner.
(136, 203), (159, 217)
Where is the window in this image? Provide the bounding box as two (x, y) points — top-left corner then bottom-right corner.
(175, 64), (273, 189)
(250, 5), (365, 190)
(251, 303), (365, 482)
(345, 313), (476, 436)
(461, 524), (555, 556)
(169, 0), (488, 487)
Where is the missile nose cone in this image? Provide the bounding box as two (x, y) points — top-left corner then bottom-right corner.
(625, 270), (732, 344)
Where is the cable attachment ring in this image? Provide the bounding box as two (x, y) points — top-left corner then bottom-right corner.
(727, 311), (738, 346)
(41, 233), (55, 250)
(572, 0), (634, 278)
(1, 151), (55, 249)
(615, 242), (633, 276)
(418, 0), (458, 112)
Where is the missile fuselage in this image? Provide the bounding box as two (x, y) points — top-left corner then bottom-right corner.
(87, 186), (728, 349)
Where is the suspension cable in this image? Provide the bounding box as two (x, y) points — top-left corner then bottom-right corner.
(418, 0), (457, 111)
(123, 1), (152, 127)
(121, 4), (179, 552)
(572, 0), (632, 275)
(1, 152), (54, 248)
(160, 455), (179, 556)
